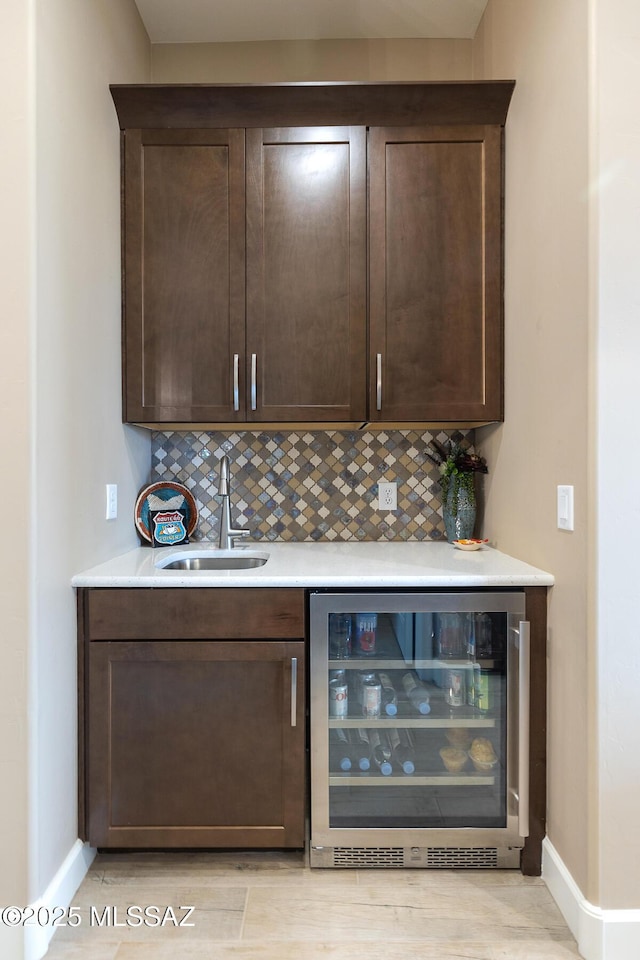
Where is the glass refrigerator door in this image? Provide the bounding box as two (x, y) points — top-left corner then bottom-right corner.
(310, 592), (527, 848)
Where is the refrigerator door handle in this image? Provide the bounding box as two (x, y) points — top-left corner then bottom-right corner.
(518, 620), (530, 838)
(290, 657), (298, 727)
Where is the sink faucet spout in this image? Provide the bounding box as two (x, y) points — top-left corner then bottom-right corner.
(218, 455), (231, 497)
(217, 455), (250, 550)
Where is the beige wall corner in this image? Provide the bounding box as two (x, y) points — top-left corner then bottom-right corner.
(151, 38), (473, 83)
(473, 0), (592, 898)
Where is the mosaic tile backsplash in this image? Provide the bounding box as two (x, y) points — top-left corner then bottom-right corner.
(149, 429), (477, 543)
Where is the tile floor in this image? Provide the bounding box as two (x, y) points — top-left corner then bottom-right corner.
(45, 849), (582, 960)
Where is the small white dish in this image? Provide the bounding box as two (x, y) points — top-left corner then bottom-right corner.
(452, 539), (488, 551)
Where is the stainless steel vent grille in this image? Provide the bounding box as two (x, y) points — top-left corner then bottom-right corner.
(310, 845), (518, 869)
(425, 847), (499, 868)
(333, 847), (405, 867)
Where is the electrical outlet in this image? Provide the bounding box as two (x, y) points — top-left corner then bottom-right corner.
(378, 481), (398, 511)
(105, 483), (118, 520)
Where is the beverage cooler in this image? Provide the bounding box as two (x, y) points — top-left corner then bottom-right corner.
(309, 591), (530, 869)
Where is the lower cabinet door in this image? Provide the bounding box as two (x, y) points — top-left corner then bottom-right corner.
(87, 640), (305, 848)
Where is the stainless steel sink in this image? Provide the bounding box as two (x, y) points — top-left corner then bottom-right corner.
(155, 550), (269, 571)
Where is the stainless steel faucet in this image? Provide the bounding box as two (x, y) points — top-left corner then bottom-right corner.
(217, 455), (250, 550)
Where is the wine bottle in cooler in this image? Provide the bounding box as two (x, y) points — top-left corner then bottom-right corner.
(401, 671), (431, 715)
(369, 728), (393, 776)
(378, 671), (398, 716)
(468, 662), (481, 707)
(349, 728), (371, 771)
(329, 728), (352, 772)
(389, 728), (416, 775)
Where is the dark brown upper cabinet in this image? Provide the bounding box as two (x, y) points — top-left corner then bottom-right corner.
(368, 124), (503, 423)
(111, 83), (514, 428)
(246, 126), (366, 422)
(122, 124), (365, 425)
(123, 129), (246, 423)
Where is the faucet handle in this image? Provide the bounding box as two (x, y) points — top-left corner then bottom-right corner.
(230, 527), (250, 544)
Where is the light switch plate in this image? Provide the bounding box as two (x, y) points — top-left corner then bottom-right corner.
(557, 484), (574, 531)
(105, 483), (118, 520)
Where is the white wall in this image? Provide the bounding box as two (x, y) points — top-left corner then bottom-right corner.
(0, 1), (35, 958)
(592, 0), (640, 912)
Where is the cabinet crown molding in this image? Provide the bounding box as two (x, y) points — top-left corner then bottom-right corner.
(110, 80), (515, 130)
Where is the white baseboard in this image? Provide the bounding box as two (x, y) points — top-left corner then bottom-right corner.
(24, 839), (95, 960)
(543, 837), (640, 960)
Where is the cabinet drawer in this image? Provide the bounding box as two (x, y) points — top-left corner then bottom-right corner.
(82, 588), (305, 640)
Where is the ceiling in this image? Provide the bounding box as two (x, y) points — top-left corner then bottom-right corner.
(134, 0), (489, 44)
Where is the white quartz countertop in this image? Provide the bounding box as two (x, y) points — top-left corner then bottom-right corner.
(71, 541), (554, 589)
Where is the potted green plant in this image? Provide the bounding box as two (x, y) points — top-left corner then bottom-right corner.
(427, 440), (488, 542)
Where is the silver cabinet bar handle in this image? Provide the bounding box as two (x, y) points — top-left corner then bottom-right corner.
(250, 353), (257, 411)
(233, 354), (239, 412)
(376, 353), (382, 411)
(290, 657), (298, 727)
(518, 620), (530, 838)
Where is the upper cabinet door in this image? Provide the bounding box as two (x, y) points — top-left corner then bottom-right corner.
(123, 129), (246, 423)
(369, 125), (504, 423)
(246, 127), (367, 423)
